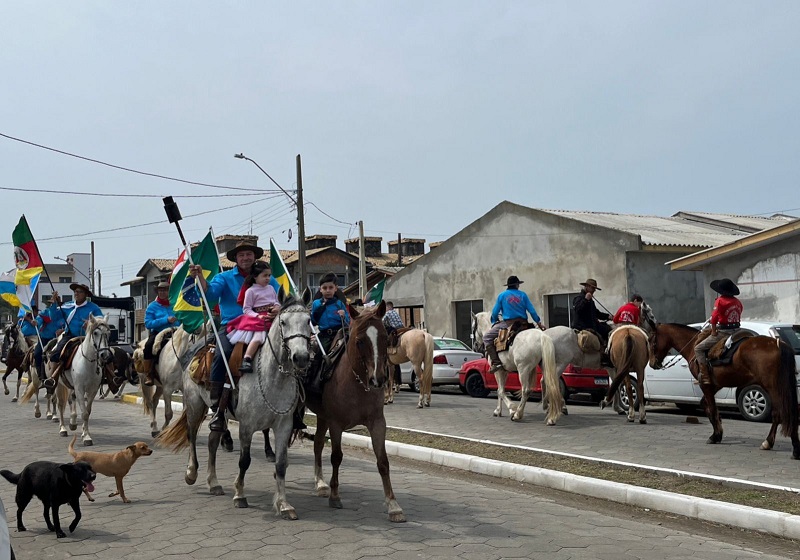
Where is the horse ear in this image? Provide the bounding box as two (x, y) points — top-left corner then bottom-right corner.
(349, 304), (360, 319)
(301, 287), (312, 307)
(277, 285), (287, 304)
(375, 300), (387, 319)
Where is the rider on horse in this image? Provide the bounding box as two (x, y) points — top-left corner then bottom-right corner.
(44, 283), (104, 393)
(19, 307), (39, 346)
(308, 272), (351, 393)
(32, 299), (66, 383)
(383, 301), (404, 348)
(483, 275), (546, 373)
(694, 278), (743, 387)
(141, 281), (181, 386)
(613, 294), (644, 326)
(189, 240), (280, 433)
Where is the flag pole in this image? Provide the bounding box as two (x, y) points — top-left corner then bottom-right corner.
(21, 215), (70, 330)
(162, 198), (237, 390)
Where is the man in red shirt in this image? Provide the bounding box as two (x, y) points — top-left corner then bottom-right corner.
(694, 278), (743, 387)
(613, 294), (644, 325)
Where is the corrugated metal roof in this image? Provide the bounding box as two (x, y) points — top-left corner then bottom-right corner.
(673, 211), (792, 233)
(545, 210), (753, 248)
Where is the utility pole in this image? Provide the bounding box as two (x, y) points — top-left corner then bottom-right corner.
(97, 270), (102, 297)
(90, 241), (96, 293)
(358, 221), (367, 300)
(397, 233), (402, 267)
(296, 154), (307, 292)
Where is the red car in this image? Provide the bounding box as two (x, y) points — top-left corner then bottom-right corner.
(458, 358), (611, 402)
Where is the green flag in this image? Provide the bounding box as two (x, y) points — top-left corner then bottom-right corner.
(365, 278), (385, 305)
(269, 238), (295, 296)
(169, 232), (220, 333)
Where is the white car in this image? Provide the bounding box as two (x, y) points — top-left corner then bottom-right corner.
(399, 337), (483, 392)
(620, 321), (800, 422)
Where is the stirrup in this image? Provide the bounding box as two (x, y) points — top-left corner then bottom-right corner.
(489, 362), (504, 373)
(208, 409), (227, 432)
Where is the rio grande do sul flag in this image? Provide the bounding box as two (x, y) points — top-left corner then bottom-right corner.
(12, 216), (44, 312)
(269, 238), (295, 297)
(169, 232), (220, 333)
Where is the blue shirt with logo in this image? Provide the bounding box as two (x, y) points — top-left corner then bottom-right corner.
(491, 289), (541, 324)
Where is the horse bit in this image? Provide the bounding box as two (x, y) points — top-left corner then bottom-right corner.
(258, 305), (312, 414)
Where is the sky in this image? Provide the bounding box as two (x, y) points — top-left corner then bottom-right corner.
(1, 2), (798, 296)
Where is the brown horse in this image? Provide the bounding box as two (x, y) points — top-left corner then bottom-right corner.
(600, 325), (650, 423)
(650, 323), (799, 458)
(305, 301), (405, 522)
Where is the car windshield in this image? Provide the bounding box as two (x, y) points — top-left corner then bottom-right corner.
(775, 326), (800, 354)
(435, 339), (470, 351)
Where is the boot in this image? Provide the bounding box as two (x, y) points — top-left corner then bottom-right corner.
(104, 363), (124, 394)
(239, 357), (253, 374)
(293, 406), (307, 431)
(142, 359), (155, 386)
(36, 361), (47, 383)
(43, 363), (63, 394)
(306, 353), (325, 395)
(698, 362), (715, 387)
(485, 344), (503, 373)
(208, 381), (230, 433)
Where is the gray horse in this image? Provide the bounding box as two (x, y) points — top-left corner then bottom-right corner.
(158, 290), (312, 519)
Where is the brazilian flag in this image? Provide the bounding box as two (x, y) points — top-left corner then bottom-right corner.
(269, 238), (295, 297)
(169, 232), (220, 333)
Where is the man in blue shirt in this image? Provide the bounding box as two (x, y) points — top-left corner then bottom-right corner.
(483, 275), (546, 373)
(190, 241), (280, 432)
(19, 307), (39, 344)
(141, 281), (181, 386)
(44, 283), (104, 392)
(31, 301), (66, 382)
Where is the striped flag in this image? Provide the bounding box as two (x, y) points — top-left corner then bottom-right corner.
(0, 269), (21, 308)
(269, 238), (295, 296)
(12, 216), (44, 313)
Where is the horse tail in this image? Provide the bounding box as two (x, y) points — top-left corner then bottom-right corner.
(19, 376), (37, 404)
(777, 341), (798, 438)
(155, 409), (190, 452)
(541, 333), (562, 425)
(68, 435), (78, 459)
(141, 383), (155, 416)
(604, 333), (635, 399)
(420, 333), (434, 399)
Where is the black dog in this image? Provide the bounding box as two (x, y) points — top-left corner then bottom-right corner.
(1, 461), (96, 538)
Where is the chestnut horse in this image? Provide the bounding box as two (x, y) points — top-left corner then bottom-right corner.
(650, 323), (799, 458)
(600, 325), (650, 423)
(305, 301), (405, 522)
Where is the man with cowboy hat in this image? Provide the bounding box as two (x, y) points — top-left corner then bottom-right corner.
(483, 275), (546, 373)
(572, 279), (612, 343)
(141, 280), (181, 386)
(44, 283), (105, 393)
(189, 240), (281, 432)
(694, 278), (743, 387)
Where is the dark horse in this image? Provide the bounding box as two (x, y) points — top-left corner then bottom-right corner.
(2, 324), (32, 401)
(304, 301), (405, 522)
(650, 323), (799, 458)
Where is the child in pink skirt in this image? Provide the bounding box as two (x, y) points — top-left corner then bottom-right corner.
(228, 261), (280, 373)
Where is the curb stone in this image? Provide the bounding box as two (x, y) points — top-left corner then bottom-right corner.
(122, 393), (800, 540)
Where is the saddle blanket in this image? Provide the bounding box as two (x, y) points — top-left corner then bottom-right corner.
(606, 325), (649, 353)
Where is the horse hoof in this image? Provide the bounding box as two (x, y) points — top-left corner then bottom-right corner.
(3, 388), (8, 395)
(329, 497), (343, 509)
(616, 410), (626, 416)
(639, 419), (647, 425)
(151, 431), (160, 438)
(34, 411), (40, 418)
(234, 497), (248, 508)
(424, 402), (430, 407)
(69, 423), (77, 431)
(60, 430), (68, 437)
(265, 452), (276, 463)
(627, 418), (634, 423)
(599, 400), (608, 410)
(185, 474), (197, 486)
(210, 486), (225, 496)
(546, 419), (556, 426)
(510, 415), (521, 422)
(52, 416), (59, 423)
(281, 508), (298, 520)
(316, 487), (330, 497)
(389, 512), (407, 523)
(11, 397), (17, 403)
(492, 411), (500, 417)
(417, 403), (423, 409)
(46, 413), (52, 420)
(562, 407), (568, 415)
(83, 439), (93, 447)
(706, 436), (720, 445)
(760, 441), (772, 451)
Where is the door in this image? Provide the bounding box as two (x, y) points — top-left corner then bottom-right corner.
(454, 300), (483, 347)
(545, 293), (580, 328)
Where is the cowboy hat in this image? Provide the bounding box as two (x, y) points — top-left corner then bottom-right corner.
(156, 281), (170, 289)
(504, 275), (524, 286)
(709, 278), (740, 297)
(226, 240), (264, 262)
(580, 278), (601, 291)
(69, 283), (94, 297)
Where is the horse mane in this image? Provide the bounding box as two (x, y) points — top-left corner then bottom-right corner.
(664, 322), (699, 333)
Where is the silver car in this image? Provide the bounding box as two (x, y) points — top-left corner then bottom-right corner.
(400, 337), (483, 393)
(621, 321), (800, 422)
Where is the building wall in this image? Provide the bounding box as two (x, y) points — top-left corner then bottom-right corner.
(625, 252), (705, 323)
(701, 236), (800, 323)
(386, 204), (639, 338)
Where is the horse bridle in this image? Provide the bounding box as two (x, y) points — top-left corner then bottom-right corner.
(79, 324), (111, 369)
(348, 317), (387, 392)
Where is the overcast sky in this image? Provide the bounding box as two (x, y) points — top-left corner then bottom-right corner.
(1, 2), (798, 295)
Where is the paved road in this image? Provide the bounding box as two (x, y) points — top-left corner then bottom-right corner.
(0, 381), (798, 559)
(383, 387), (800, 489)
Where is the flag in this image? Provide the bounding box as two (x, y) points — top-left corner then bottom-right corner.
(269, 238), (295, 297)
(0, 269), (21, 308)
(364, 278), (385, 305)
(169, 232), (220, 333)
(12, 216), (44, 313)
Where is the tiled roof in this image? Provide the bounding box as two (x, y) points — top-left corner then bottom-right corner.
(149, 259), (176, 272)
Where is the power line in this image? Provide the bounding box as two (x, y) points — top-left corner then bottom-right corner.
(0, 131), (268, 193)
(0, 185), (273, 198)
(305, 200), (354, 226)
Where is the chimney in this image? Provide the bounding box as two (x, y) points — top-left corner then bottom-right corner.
(304, 235), (337, 250)
(345, 236), (383, 257)
(388, 238), (426, 257)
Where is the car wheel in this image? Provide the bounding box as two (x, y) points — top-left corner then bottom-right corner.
(737, 384), (771, 422)
(410, 373), (420, 393)
(464, 371), (490, 398)
(459, 384), (468, 395)
(618, 376), (639, 412)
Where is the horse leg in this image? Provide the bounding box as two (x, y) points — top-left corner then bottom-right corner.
(762, 413), (779, 451)
(56, 386), (69, 437)
(13, 370), (22, 403)
(233, 428), (253, 508)
(328, 426), (344, 509)
(493, 369), (513, 417)
(415, 364), (424, 409)
(637, 373), (647, 424)
(625, 376), (635, 423)
(271, 420), (298, 520)
(114, 380), (127, 398)
(160, 388), (173, 434)
(33, 385), (41, 418)
(367, 416), (405, 522)
(77, 384), (95, 446)
(69, 391), (78, 432)
(184, 406), (205, 486)
(2, 369), (8, 395)
(701, 386), (724, 444)
(314, 417), (330, 497)
(263, 429), (275, 463)
(207, 430), (225, 495)
(512, 370), (531, 422)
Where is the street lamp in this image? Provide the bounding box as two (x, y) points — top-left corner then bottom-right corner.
(234, 153), (307, 291)
(53, 256), (93, 285)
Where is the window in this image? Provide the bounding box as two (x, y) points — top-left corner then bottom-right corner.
(434, 339), (471, 351)
(60, 295), (73, 303)
(59, 276), (72, 283)
(775, 326), (800, 354)
(546, 293), (580, 328)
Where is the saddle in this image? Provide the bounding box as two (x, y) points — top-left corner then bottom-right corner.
(60, 337), (85, 370)
(707, 330), (755, 366)
(388, 326), (414, 354)
(188, 342), (245, 387)
(576, 330), (602, 354)
(494, 320), (533, 353)
(133, 329), (175, 380)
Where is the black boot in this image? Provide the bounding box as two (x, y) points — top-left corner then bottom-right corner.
(208, 381), (230, 433)
(239, 357), (253, 374)
(36, 362), (47, 383)
(485, 345), (503, 373)
(43, 363), (62, 394)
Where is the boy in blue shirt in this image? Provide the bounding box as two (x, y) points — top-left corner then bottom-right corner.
(483, 275), (546, 373)
(308, 272), (350, 393)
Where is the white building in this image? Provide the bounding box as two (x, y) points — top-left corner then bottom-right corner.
(36, 253), (92, 309)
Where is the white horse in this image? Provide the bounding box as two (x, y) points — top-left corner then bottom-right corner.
(472, 312), (562, 425)
(134, 325), (206, 437)
(158, 291), (312, 518)
(52, 316), (113, 445)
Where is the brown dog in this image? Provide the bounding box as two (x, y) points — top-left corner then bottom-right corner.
(68, 436), (153, 503)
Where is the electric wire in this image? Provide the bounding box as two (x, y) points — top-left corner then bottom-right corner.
(0, 185), (271, 198)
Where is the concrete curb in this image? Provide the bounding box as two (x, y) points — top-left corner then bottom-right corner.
(121, 393), (800, 540)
